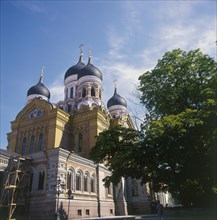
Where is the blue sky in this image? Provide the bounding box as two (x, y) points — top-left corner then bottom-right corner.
(1, 0), (216, 149)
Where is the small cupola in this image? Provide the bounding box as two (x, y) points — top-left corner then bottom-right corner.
(107, 87), (127, 109)
(78, 53), (102, 81)
(64, 51), (85, 81)
(107, 86), (127, 119)
(27, 68), (50, 104)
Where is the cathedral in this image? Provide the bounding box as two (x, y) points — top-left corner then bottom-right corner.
(0, 49), (151, 220)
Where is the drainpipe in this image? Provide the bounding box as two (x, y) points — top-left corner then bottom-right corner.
(96, 164), (101, 217)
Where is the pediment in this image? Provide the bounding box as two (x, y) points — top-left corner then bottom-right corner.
(15, 98), (55, 122)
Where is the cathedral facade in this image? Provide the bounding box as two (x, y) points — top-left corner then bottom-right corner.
(2, 50), (151, 219)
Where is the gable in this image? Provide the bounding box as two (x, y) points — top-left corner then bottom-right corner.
(15, 98), (55, 123)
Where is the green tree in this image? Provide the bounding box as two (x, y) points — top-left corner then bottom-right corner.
(138, 49), (217, 206)
(90, 126), (142, 186)
(90, 49), (217, 207)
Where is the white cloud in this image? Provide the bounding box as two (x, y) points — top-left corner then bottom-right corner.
(101, 0), (216, 124)
(49, 75), (64, 104)
(50, 0), (216, 116)
(158, 16), (216, 57)
(191, 22), (216, 57)
(106, 26), (128, 60)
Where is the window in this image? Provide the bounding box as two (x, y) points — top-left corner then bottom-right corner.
(67, 171), (72, 190)
(67, 169), (74, 190)
(65, 88), (68, 100)
(28, 108), (42, 119)
(91, 87), (95, 97)
(68, 103), (72, 112)
(70, 87), (74, 99)
(29, 135), (35, 154)
(21, 137), (27, 156)
(78, 133), (83, 152)
(110, 209), (113, 214)
(91, 175), (95, 193)
(86, 209), (90, 215)
(76, 171), (81, 191)
(38, 171), (45, 190)
(38, 134), (43, 152)
(99, 89), (101, 99)
(77, 210), (82, 216)
(84, 173), (89, 192)
(82, 87), (86, 98)
(84, 175), (88, 191)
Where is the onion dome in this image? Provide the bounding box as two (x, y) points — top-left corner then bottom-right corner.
(64, 53), (85, 80)
(107, 87), (127, 108)
(27, 75), (50, 100)
(78, 57), (102, 80)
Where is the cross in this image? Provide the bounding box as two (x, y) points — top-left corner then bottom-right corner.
(40, 66), (45, 81)
(79, 44), (84, 54)
(88, 48), (93, 57)
(113, 79), (117, 89)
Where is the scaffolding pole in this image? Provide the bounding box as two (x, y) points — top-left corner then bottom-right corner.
(0, 156), (31, 220)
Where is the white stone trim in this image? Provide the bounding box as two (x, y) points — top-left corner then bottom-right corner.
(108, 105), (127, 112)
(78, 75), (102, 85)
(27, 94), (49, 104)
(64, 75), (77, 85)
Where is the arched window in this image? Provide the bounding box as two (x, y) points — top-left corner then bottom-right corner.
(65, 88), (68, 100)
(83, 172), (89, 192)
(38, 134), (43, 152)
(91, 174), (96, 193)
(99, 89), (101, 99)
(21, 137), (27, 156)
(76, 171), (82, 191)
(67, 169), (74, 190)
(29, 135), (35, 154)
(78, 133), (83, 152)
(70, 87), (74, 99)
(38, 171), (45, 190)
(84, 175), (88, 192)
(91, 87), (95, 97)
(82, 87), (86, 98)
(68, 103), (72, 112)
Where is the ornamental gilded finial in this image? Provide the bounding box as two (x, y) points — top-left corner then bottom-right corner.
(79, 44), (84, 55)
(40, 66), (45, 82)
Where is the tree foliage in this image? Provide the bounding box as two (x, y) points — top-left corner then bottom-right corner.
(90, 126), (142, 186)
(139, 49), (217, 119)
(138, 49), (217, 206)
(90, 49), (217, 207)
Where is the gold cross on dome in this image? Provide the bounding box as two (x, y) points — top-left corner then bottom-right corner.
(113, 79), (117, 89)
(79, 44), (84, 54)
(40, 66), (45, 81)
(88, 48), (93, 57)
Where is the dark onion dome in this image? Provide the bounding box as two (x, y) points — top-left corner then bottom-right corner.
(107, 88), (127, 108)
(78, 57), (102, 80)
(64, 54), (85, 80)
(27, 76), (50, 99)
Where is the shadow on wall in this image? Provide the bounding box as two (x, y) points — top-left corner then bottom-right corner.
(57, 201), (68, 220)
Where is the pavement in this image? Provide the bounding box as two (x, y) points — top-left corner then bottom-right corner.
(76, 209), (217, 220)
(135, 208), (217, 220)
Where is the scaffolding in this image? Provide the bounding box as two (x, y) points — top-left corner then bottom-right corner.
(0, 156), (31, 220)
